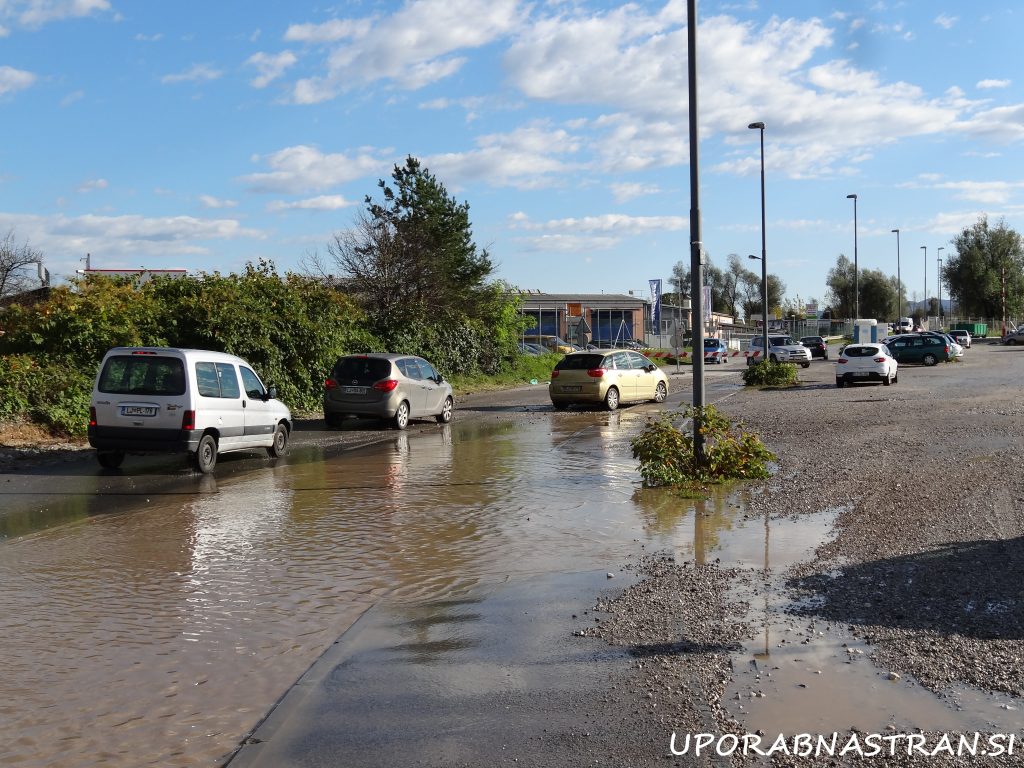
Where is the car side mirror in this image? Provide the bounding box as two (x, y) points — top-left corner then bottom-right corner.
(645, 364), (656, 372)
(265, 386), (277, 401)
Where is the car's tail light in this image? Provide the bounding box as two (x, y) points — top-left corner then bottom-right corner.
(945, 346), (949, 353)
(873, 357), (886, 363)
(837, 359), (848, 364)
(373, 379), (399, 393)
(324, 377), (338, 390)
(587, 368), (606, 378)
(181, 410), (196, 431)
(89, 407), (97, 427)
(551, 370), (560, 378)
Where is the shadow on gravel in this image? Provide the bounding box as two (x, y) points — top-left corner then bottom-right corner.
(627, 639), (739, 657)
(790, 536), (1024, 640)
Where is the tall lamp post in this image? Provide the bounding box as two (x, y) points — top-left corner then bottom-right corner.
(847, 194), (859, 320)
(937, 246), (945, 324)
(748, 121), (769, 359)
(921, 246), (927, 320)
(891, 228), (902, 319)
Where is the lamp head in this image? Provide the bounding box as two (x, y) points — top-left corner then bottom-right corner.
(891, 228), (899, 234)
(748, 122), (765, 130)
(847, 194), (857, 200)
(748, 254), (760, 260)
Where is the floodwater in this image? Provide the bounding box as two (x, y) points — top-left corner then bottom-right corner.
(2, 407), (1019, 768)
(0, 408), (739, 768)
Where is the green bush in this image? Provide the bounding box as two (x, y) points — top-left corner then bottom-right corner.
(741, 360), (799, 387)
(630, 405), (775, 490)
(0, 355), (93, 435)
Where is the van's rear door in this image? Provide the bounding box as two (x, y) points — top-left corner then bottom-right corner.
(91, 350), (188, 447)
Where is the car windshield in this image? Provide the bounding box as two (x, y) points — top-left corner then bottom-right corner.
(770, 336), (794, 345)
(844, 346), (881, 357)
(704, 338), (721, 347)
(554, 353), (605, 371)
(333, 356), (392, 385)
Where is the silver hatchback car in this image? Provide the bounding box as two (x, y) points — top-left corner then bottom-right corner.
(324, 353), (454, 430)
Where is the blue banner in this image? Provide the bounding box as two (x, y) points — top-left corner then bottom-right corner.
(649, 278), (662, 329)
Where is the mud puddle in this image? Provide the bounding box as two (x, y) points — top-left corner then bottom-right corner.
(704, 503), (1024, 737)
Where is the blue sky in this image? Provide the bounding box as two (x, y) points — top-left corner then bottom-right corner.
(1, 0), (1022, 311)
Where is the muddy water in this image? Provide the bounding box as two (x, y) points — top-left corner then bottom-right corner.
(0, 409), (712, 768)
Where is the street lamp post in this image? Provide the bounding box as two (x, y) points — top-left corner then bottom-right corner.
(748, 254), (767, 355)
(921, 246), (927, 321)
(937, 246), (945, 324)
(847, 194), (859, 320)
(748, 121), (769, 359)
(891, 228), (902, 319)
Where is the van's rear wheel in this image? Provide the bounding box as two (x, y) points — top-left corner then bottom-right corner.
(192, 434), (218, 474)
(268, 423), (289, 458)
(97, 450), (125, 469)
(604, 386), (620, 411)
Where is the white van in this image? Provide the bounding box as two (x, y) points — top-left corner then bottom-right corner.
(897, 317), (913, 333)
(88, 347), (292, 473)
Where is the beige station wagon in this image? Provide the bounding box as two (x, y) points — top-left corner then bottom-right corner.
(549, 350), (668, 411)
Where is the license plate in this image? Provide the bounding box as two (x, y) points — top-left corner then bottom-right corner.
(852, 371), (869, 377)
(121, 405), (157, 416)
(561, 385), (582, 393)
(343, 386), (366, 394)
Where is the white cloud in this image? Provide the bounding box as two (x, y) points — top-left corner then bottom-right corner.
(77, 178), (108, 193)
(937, 180), (1022, 205)
(977, 79), (1011, 90)
(60, 89), (84, 106)
(240, 145), (388, 194)
(288, 0), (522, 103)
(13, 0), (110, 28)
(0, 23), (9, 36)
(134, 32), (162, 42)
(0, 65), (36, 96)
(425, 122), (579, 189)
(0, 211), (265, 275)
(511, 211), (686, 235)
(267, 195), (354, 212)
(609, 182), (661, 203)
(518, 234), (620, 252)
(198, 195), (237, 209)
(934, 14), (958, 30)
(245, 50), (298, 89)
(161, 64), (223, 85)
(955, 103), (1024, 143)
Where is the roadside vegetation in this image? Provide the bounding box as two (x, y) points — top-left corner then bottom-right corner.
(630, 405), (774, 494)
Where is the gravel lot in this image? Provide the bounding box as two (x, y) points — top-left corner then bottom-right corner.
(576, 342), (1024, 765)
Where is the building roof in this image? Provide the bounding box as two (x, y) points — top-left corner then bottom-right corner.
(515, 291), (648, 306)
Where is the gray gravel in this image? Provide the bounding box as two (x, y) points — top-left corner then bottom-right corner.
(571, 343), (1024, 765)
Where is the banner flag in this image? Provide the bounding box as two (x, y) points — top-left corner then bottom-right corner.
(649, 279), (662, 328)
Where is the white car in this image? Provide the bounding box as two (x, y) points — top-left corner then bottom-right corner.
(948, 329), (971, 349)
(747, 334), (812, 368)
(835, 343), (898, 387)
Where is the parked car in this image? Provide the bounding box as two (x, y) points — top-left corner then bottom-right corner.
(323, 353), (453, 430)
(518, 342), (546, 355)
(799, 335), (829, 360)
(948, 329), (971, 349)
(522, 334), (576, 354)
(88, 347), (292, 473)
(919, 331), (963, 358)
(835, 343), (898, 387)
(703, 337), (729, 364)
(1003, 327), (1024, 345)
(549, 349), (668, 411)
(885, 334), (952, 366)
(747, 335), (812, 367)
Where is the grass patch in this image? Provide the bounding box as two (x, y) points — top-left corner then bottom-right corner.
(448, 353), (561, 395)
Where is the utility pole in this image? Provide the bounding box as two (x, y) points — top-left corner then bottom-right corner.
(687, 0), (706, 464)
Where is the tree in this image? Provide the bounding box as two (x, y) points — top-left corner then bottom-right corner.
(859, 268), (898, 321)
(722, 253), (757, 319)
(0, 230), (43, 298)
(944, 216), (1024, 318)
(327, 156), (494, 335)
(742, 273), (786, 321)
(665, 260), (690, 305)
(825, 254), (855, 319)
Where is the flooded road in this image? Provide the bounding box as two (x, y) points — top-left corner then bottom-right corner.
(1, 403), (734, 768)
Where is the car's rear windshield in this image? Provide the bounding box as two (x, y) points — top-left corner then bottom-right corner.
(844, 345), (881, 357)
(332, 356), (392, 384)
(801, 337), (822, 343)
(98, 355), (186, 396)
(554, 354), (605, 371)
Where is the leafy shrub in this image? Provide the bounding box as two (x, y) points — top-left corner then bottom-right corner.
(630, 405), (775, 490)
(0, 355), (93, 435)
(741, 360), (799, 387)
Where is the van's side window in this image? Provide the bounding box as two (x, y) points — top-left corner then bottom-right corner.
(216, 364), (240, 398)
(240, 367), (265, 399)
(196, 363), (221, 397)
